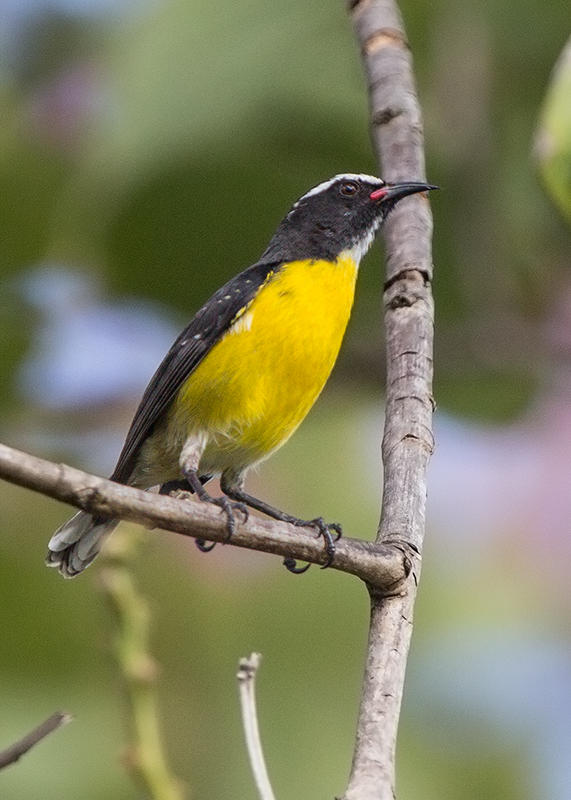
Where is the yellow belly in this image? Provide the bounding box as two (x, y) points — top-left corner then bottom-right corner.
(168, 253), (358, 476)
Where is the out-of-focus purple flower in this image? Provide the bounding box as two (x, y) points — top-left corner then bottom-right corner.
(16, 263), (178, 409)
(23, 63), (106, 150)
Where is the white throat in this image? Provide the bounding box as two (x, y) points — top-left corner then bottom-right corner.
(343, 219), (381, 266)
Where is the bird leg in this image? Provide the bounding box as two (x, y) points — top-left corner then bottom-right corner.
(179, 436), (247, 551)
(220, 474), (342, 572)
(159, 478), (217, 549)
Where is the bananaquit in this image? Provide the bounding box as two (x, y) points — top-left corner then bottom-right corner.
(47, 173), (436, 577)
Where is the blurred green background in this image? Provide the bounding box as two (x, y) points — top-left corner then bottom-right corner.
(1, 1), (571, 798)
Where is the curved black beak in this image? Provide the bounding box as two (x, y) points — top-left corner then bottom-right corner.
(370, 181), (439, 203)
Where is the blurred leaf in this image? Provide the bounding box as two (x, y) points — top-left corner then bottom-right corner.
(436, 369), (537, 421)
(535, 36), (571, 225)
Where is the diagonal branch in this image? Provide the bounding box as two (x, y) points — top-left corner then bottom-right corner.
(0, 712), (72, 770)
(341, 1), (436, 798)
(0, 441), (410, 590)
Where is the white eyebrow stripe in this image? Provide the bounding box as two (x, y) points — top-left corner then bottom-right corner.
(296, 173), (382, 204)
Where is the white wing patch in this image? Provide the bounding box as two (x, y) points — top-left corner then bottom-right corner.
(227, 310), (254, 336)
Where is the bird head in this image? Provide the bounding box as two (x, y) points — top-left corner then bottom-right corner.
(262, 173), (438, 265)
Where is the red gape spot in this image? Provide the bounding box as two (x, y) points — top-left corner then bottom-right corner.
(369, 188), (388, 200)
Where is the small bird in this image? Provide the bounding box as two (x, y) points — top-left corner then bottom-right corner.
(47, 173), (437, 577)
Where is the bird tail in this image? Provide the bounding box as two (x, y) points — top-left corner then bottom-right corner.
(46, 511), (119, 578)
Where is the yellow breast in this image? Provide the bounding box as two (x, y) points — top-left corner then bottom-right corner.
(171, 252), (358, 472)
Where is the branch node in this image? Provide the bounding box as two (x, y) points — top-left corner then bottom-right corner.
(372, 106), (404, 126)
(365, 540), (418, 598)
(387, 291), (416, 309)
(364, 29), (408, 55)
(347, 0), (369, 12)
(384, 267), (432, 293)
(76, 484), (111, 517)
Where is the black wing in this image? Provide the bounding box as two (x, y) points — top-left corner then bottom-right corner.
(110, 260), (280, 484)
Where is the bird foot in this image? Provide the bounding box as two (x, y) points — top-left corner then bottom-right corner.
(305, 517), (342, 568)
(283, 517), (343, 573)
(194, 495), (248, 553)
(283, 557), (311, 574)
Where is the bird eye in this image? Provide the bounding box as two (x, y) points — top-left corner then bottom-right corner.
(339, 181), (360, 197)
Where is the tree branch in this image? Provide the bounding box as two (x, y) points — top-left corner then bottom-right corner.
(341, 1), (435, 798)
(0, 441), (410, 590)
(0, 712), (72, 770)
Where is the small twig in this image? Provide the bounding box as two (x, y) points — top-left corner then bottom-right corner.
(100, 531), (185, 800)
(237, 653), (277, 800)
(0, 711), (72, 770)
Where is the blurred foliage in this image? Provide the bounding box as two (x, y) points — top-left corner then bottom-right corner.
(0, 0), (569, 419)
(535, 36), (571, 225)
(1, 0), (571, 799)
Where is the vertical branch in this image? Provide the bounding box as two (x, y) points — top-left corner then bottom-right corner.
(237, 653), (278, 800)
(342, 1), (435, 799)
(100, 529), (185, 800)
